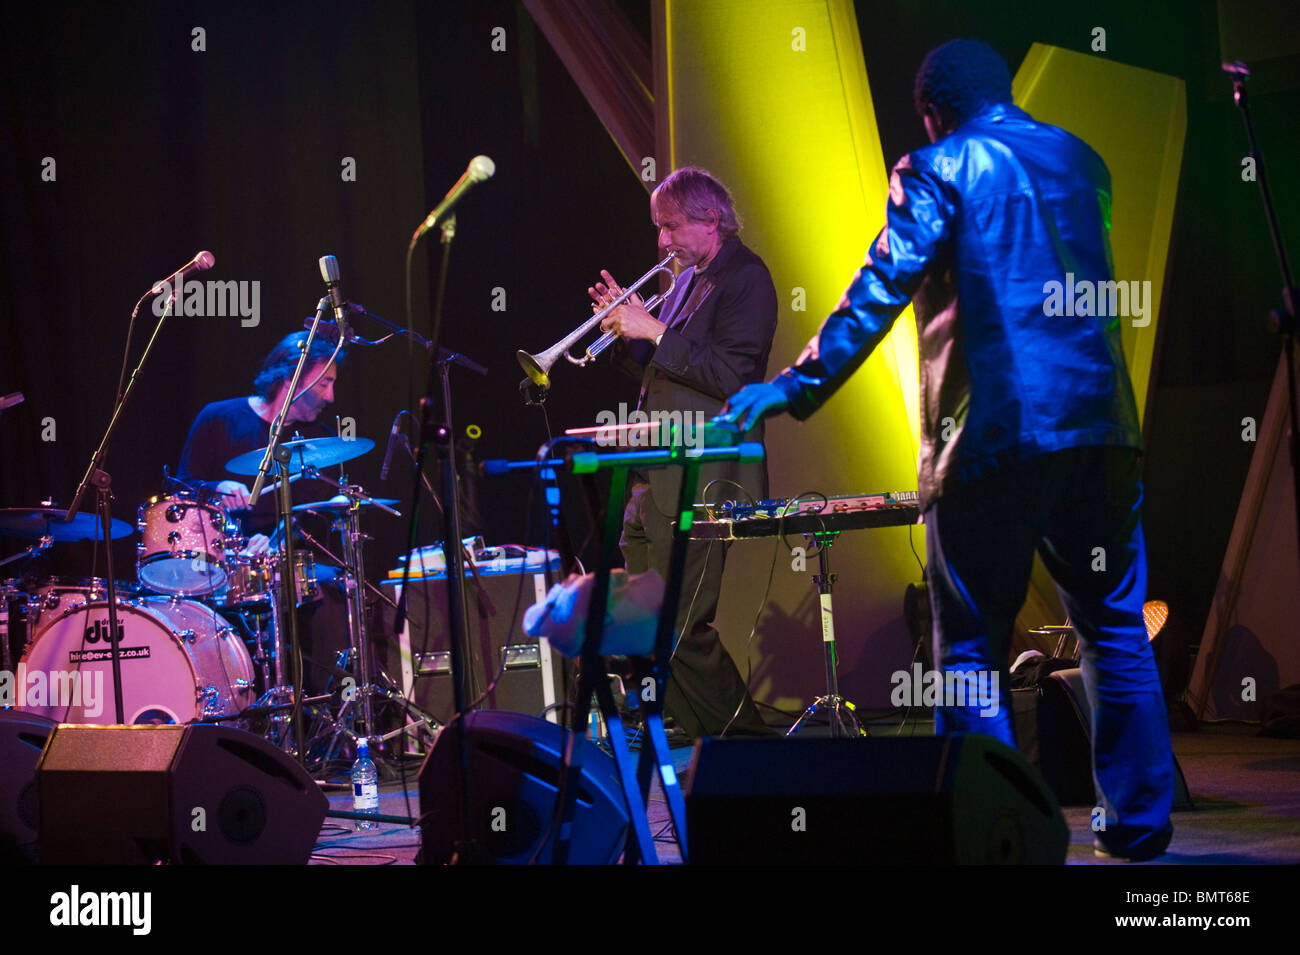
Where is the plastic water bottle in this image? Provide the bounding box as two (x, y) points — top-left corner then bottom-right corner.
(351, 738), (379, 830)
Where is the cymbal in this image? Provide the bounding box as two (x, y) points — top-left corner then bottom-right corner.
(0, 508), (134, 541)
(225, 437), (375, 476)
(292, 495), (401, 514)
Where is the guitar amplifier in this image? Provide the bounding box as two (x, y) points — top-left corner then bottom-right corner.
(380, 548), (571, 736)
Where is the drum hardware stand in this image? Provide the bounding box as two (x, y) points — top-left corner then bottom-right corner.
(207, 690), (336, 753)
(325, 482), (396, 763)
(0, 580), (19, 673)
(276, 483), (442, 771)
(786, 528), (867, 739)
(66, 282), (187, 724)
(1, 536), (53, 672)
(296, 523), (398, 610)
(0, 535), (52, 571)
(243, 607), (276, 697)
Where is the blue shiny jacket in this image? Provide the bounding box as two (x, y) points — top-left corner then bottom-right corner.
(771, 103), (1142, 509)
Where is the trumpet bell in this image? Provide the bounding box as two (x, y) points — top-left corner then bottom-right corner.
(517, 349), (551, 389)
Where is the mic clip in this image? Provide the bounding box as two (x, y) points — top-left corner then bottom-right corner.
(520, 377), (549, 406)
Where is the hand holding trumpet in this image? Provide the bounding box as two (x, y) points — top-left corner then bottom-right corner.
(516, 252), (676, 388)
(588, 270), (667, 343)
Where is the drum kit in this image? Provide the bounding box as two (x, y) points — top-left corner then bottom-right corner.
(0, 434), (432, 765)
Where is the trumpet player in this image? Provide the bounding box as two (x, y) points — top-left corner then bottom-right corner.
(589, 166), (778, 739)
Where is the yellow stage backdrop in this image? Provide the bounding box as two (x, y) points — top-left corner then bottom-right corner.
(647, 1), (1185, 710)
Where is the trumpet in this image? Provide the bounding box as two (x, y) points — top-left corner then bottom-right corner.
(517, 252), (678, 388)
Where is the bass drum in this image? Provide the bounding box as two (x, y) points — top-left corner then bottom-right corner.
(26, 577), (145, 634)
(18, 597), (255, 725)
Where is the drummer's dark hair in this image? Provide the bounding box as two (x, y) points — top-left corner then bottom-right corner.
(253, 332), (344, 400)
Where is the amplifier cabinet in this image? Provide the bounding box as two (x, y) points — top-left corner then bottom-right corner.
(380, 554), (571, 732)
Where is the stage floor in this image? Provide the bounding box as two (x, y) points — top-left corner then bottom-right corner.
(308, 721), (1300, 866)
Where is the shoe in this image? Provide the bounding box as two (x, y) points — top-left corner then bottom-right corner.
(1093, 825), (1172, 862)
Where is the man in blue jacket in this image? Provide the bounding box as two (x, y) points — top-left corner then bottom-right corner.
(721, 39), (1173, 860)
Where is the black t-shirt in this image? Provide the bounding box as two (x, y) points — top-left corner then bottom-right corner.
(177, 397), (332, 536)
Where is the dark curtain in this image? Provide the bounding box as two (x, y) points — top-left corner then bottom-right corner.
(0, 1), (652, 582)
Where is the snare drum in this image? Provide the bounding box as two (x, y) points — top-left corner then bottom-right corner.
(137, 494), (233, 596)
(18, 596), (256, 724)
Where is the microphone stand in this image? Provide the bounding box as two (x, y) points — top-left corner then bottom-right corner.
(396, 213), (493, 863)
(1227, 63), (1300, 562)
(66, 289), (182, 724)
(247, 297), (333, 766)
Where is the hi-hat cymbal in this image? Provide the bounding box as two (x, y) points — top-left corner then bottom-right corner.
(225, 437), (375, 476)
(0, 508), (134, 541)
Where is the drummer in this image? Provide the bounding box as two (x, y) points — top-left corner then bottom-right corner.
(177, 331), (343, 552)
(177, 331), (349, 696)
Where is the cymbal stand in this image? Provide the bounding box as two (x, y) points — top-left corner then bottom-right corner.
(244, 601), (296, 752)
(246, 460), (325, 755)
(302, 482), (441, 769)
(786, 529), (867, 738)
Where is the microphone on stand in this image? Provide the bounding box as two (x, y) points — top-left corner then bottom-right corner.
(151, 251), (215, 295)
(319, 255), (348, 322)
(380, 411), (405, 481)
(411, 156), (495, 245)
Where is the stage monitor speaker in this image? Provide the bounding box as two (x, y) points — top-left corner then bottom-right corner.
(0, 711), (56, 863)
(37, 723), (328, 864)
(686, 734), (1068, 865)
(418, 710), (629, 864)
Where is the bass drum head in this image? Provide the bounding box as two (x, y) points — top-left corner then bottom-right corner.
(17, 598), (255, 725)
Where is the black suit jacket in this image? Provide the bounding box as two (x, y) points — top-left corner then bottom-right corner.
(617, 236), (778, 515)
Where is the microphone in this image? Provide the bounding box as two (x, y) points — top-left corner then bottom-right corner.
(151, 251), (215, 295)
(411, 155), (495, 243)
(380, 411), (405, 481)
(318, 255), (347, 324)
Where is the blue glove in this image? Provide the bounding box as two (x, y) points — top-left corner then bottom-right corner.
(716, 382), (791, 432)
